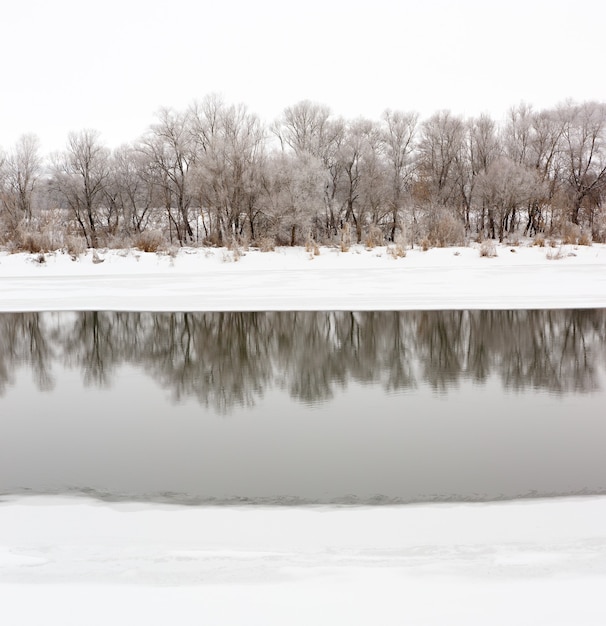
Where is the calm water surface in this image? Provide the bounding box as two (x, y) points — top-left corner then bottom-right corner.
(1, 310), (605, 504)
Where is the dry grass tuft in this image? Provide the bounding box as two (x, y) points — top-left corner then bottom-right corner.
(135, 230), (165, 253)
(546, 246), (566, 260)
(65, 235), (87, 260)
(479, 240), (497, 257)
(387, 243), (406, 259)
(340, 223), (352, 252)
(305, 238), (320, 258)
(364, 225), (383, 249)
(387, 233), (407, 259)
(257, 236), (276, 252)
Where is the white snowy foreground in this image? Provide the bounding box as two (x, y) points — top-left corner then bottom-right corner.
(1, 496), (606, 625)
(1, 241), (606, 625)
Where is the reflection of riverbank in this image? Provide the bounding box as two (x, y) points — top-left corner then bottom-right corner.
(1, 310), (605, 409)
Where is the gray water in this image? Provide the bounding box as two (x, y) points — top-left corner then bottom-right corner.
(1, 310), (605, 504)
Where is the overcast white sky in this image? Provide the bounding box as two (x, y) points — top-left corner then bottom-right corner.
(1, 0), (605, 154)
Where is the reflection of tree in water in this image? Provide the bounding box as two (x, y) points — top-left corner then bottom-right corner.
(415, 311), (467, 392)
(142, 312), (273, 412)
(0, 309), (605, 411)
(51, 311), (120, 387)
(271, 311), (420, 403)
(0, 313), (55, 392)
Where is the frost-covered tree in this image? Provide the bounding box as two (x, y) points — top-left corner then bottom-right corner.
(417, 110), (465, 207)
(49, 130), (110, 248)
(261, 151), (326, 245)
(273, 101), (346, 239)
(190, 96), (266, 244)
(559, 101), (606, 226)
(273, 100), (332, 158)
(337, 118), (385, 243)
(0, 134), (41, 224)
(476, 157), (540, 241)
(139, 107), (197, 244)
(105, 144), (158, 236)
(381, 109), (418, 240)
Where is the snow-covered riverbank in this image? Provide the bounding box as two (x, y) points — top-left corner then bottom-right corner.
(2, 495), (606, 625)
(2, 241), (606, 625)
(1, 241), (606, 311)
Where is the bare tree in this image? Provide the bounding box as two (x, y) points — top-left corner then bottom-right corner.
(105, 144), (158, 236)
(0, 134), (41, 224)
(261, 151), (326, 245)
(190, 96), (266, 244)
(381, 109), (418, 240)
(49, 130), (109, 247)
(476, 157), (540, 241)
(524, 107), (566, 234)
(559, 101), (606, 226)
(503, 102), (534, 165)
(273, 101), (346, 239)
(139, 107), (197, 244)
(273, 100), (332, 158)
(462, 114), (501, 233)
(417, 110), (465, 207)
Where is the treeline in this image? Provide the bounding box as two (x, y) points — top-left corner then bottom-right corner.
(1, 96), (606, 251)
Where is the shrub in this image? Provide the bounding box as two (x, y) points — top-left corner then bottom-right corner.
(479, 240), (497, 257)
(364, 225), (383, 249)
(387, 243), (406, 259)
(18, 229), (53, 254)
(257, 236), (276, 252)
(305, 238), (320, 256)
(561, 222), (581, 245)
(135, 230), (165, 253)
(546, 246), (565, 260)
(65, 235), (87, 259)
(426, 210), (466, 247)
(340, 223), (352, 252)
(222, 249), (241, 263)
(226, 235), (248, 253)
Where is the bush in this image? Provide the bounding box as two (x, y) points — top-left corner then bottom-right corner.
(479, 240), (497, 257)
(364, 225), (383, 249)
(305, 238), (320, 256)
(546, 246), (565, 260)
(18, 230), (53, 254)
(387, 243), (406, 259)
(65, 235), (87, 259)
(257, 236), (276, 252)
(426, 209), (466, 247)
(562, 222), (582, 245)
(340, 223), (352, 252)
(387, 232), (407, 258)
(135, 230), (165, 252)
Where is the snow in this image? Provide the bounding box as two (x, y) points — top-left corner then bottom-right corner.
(1, 241), (606, 624)
(2, 495), (606, 625)
(1, 241), (605, 312)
